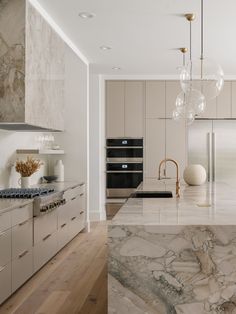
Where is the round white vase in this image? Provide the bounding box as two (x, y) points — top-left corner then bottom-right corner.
(183, 164), (206, 186)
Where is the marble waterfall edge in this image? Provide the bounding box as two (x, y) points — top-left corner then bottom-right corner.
(108, 224), (236, 313)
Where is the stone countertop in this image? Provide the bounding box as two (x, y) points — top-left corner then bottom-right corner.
(112, 179), (236, 225)
(0, 181), (84, 215)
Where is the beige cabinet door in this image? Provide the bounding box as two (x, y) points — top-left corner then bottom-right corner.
(146, 81), (165, 118)
(216, 82), (231, 118)
(231, 82), (236, 118)
(106, 81), (125, 137)
(166, 119), (186, 179)
(145, 119), (165, 178)
(166, 81), (182, 118)
(124, 81), (144, 137)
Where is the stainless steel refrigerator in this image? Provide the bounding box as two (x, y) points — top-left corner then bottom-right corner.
(188, 120), (236, 183)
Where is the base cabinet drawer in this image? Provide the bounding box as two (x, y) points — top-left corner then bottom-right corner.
(0, 263), (11, 304)
(68, 215), (85, 241)
(0, 229), (11, 268)
(33, 231), (57, 272)
(34, 210), (58, 244)
(12, 219), (33, 260)
(12, 248), (33, 292)
(0, 212), (11, 233)
(57, 223), (69, 250)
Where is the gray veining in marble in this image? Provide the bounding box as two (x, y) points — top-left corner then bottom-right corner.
(0, 0), (65, 130)
(25, 1), (65, 130)
(109, 180), (236, 313)
(0, 0), (25, 122)
(109, 224), (236, 313)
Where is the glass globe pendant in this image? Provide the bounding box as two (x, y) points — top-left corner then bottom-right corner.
(180, 58), (224, 101)
(175, 89), (206, 116)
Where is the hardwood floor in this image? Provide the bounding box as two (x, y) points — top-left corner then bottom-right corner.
(0, 222), (107, 314)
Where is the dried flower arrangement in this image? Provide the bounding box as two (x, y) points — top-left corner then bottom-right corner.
(15, 156), (43, 177)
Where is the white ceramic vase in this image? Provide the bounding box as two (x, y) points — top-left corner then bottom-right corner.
(54, 160), (64, 182)
(183, 164), (207, 186)
(19, 176), (30, 188)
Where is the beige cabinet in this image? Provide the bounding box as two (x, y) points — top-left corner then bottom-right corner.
(217, 82), (231, 118)
(146, 81), (165, 118)
(231, 82), (236, 118)
(125, 81), (144, 137)
(166, 120), (186, 178)
(145, 119), (165, 178)
(106, 81), (144, 137)
(0, 263), (11, 304)
(166, 81), (182, 118)
(106, 81), (125, 137)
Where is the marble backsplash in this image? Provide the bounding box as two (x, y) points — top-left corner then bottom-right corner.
(109, 224), (236, 314)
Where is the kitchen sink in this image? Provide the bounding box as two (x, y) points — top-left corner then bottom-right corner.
(130, 191), (173, 198)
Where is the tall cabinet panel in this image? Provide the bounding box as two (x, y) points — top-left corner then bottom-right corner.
(166, 81), (182, 118)
(125, 81), (144, 137)
(216, 82), (231, 118)
(145, 119), (165, 178)
(146, 81), (165, 118)
(166, 120), (186, 178)
(106, 81), (125, 137)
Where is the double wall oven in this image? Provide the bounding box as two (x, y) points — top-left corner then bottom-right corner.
(106, 138), (143, 198)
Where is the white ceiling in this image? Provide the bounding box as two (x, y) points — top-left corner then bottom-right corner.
(37, 0), (236, 76)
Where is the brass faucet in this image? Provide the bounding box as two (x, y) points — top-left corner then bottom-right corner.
(158, 158), (180, 198)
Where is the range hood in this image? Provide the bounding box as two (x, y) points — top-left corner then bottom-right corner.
(0, 0), (65, 132)
(0, 123), (61, 132)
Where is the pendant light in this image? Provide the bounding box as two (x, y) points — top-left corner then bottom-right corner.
(180, 0), (224, 101)
(173, 17), (206, 126)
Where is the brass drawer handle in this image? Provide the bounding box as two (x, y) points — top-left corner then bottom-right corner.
(80, 211), (84, 215)
(0, 265), (6, 272)
(18, 250), (28, 259)
(61, 223), (67, 228)
(71, 216), (76, 221)
(19, 219), (28, 227)
(43, 234), (51, 241)
(79, 183), (84, 187)
(71, 197), (76, 201)
(79, 193), (84, 197)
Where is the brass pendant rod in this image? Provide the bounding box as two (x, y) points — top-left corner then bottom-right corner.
(201, 0), (204, 60)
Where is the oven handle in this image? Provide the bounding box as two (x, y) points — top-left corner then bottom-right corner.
(106, 171), (143, 173)
(106, 146), (143, 149)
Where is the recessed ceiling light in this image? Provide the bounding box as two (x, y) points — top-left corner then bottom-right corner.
(112, 67), (121, 70)
(78, 12), (95, 19)
(100, 46), (111, 51)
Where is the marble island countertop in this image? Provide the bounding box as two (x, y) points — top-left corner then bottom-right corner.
(0, 181), (84, 215)
(112, 179), (236, 225)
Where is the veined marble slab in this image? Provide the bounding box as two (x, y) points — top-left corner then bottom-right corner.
(108, 224), (236, 313)
(112, 181), (236, 225)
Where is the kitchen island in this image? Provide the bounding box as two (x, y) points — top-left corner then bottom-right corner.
(108, 180), (236, 314)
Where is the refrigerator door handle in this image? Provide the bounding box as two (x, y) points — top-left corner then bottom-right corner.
(207, 132), (212, 182)
(212, 132), (216, 182)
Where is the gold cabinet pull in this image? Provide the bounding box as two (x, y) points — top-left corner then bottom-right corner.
(19, 219), (28, 227)
(71, 216), (76, 221)
(80, 211), (84, 215)
(18, 250), (28, 259)
(43, 234), (51, 241)
(61, 223), (67, 228)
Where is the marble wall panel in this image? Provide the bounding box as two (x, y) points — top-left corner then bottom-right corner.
(25, 1), (65, 130)
(0, 0), (25, 122)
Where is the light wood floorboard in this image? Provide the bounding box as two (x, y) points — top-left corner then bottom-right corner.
(0, 222), (107, 314)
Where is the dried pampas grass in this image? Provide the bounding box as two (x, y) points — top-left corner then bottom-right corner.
(15, 156), (43, 177)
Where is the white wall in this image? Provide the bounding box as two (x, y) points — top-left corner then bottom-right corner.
(89, 74), (106, 221)
(0, 130), (47, 188)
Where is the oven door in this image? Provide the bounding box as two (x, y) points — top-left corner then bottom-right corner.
(106, 170), (143, 198)
(106, 148), (143, 162)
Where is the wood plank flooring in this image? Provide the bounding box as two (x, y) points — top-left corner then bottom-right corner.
(0, 222), (107, 314)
